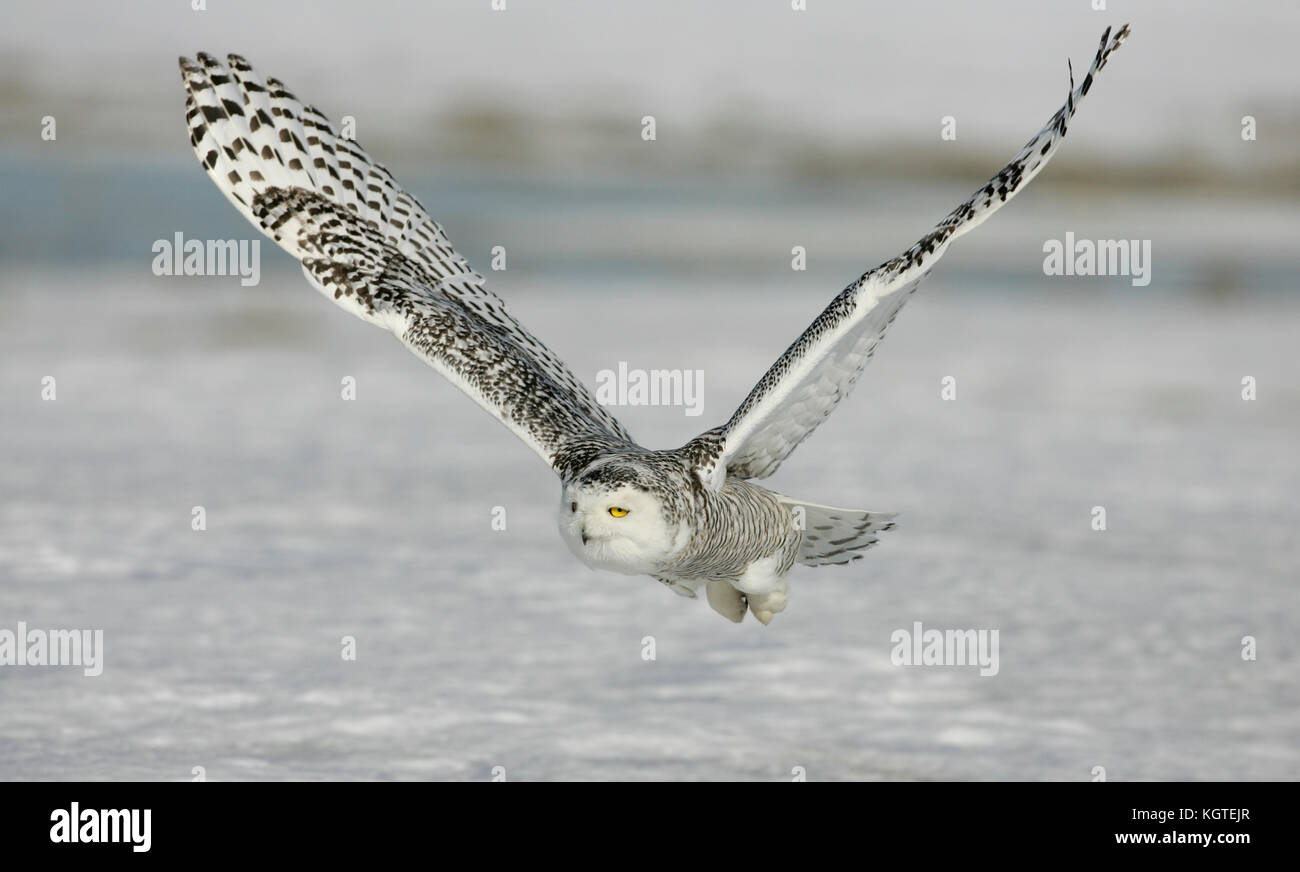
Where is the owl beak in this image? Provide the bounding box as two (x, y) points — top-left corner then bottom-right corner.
(580, 527), (589, 546)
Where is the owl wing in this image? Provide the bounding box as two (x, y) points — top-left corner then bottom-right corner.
(686, 25), (1130, 489)
(179, 52), (633, 478)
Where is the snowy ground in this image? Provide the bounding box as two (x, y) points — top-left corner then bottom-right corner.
(2, 265), (1296, 781)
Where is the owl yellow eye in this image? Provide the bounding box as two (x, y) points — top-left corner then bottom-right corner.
(608, 506), (629, 518)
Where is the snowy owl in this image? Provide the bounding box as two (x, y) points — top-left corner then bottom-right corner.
(179, 25), (1129, 624)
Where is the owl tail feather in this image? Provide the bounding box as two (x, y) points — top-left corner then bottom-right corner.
(778, 497), (897, 567)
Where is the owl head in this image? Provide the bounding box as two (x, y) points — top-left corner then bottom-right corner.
(559, 456), (690, 576)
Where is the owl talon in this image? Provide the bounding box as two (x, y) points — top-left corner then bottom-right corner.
(746, 588), (787, 626)
(706, 581), (747, 623)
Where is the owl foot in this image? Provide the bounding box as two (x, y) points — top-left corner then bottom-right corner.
(746, 587), (788, 625)
(705, 581), (747, 623)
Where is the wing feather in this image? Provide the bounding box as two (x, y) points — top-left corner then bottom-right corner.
(180, 53), (633, 477)
(688, 25), (1131, 488)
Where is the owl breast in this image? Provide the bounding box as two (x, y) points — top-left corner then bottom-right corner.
(655, 478), (800, 585)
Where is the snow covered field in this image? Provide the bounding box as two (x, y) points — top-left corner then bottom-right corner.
(2, 260), (1296, 780)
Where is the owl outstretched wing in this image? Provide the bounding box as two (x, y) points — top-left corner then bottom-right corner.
(686, 25), (1130, 489)
(179, 53), (634, 478)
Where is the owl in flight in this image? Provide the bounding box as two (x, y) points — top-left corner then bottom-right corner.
(180, 25), (1129, 624)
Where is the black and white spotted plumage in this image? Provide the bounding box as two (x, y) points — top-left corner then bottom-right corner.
(180, 27), (1128, 624)
(180, 52), (632, 479)
(688, 24), (1131, 489)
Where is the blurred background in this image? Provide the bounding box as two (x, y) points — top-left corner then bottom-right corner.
(1, 0), (1297, 781)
